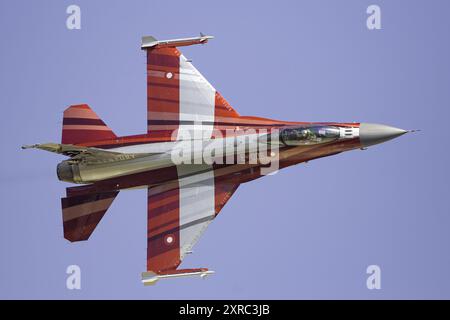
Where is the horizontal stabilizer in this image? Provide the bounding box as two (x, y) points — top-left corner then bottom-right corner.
(62, 104), (117, 145)
(62, 190), (119, 242)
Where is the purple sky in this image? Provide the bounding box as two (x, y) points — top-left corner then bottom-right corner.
(1, 0), (449, 299)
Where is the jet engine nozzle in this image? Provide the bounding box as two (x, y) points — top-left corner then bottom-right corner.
(57, 161), (81, 183)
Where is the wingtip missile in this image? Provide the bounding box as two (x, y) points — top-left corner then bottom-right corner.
(199, 32), (214, 43)
(141, 34), (214, 50)
(141, 269), (214, 286)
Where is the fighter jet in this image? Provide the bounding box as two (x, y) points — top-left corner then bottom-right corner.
(23, 34), (410, 285)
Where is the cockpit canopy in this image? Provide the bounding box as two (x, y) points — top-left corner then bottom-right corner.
(280, 125), (340, 146)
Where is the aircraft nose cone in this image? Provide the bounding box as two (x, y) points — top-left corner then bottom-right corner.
(359, 123), (407, 147)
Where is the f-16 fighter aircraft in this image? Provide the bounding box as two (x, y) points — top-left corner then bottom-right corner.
(23, 34), (410, 285)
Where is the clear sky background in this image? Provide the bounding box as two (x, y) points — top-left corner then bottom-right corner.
(1, 0), (449, 299)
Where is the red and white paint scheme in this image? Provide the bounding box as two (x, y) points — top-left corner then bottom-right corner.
(23, 34), (410, 285)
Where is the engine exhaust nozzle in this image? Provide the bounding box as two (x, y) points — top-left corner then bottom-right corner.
(57, 161), (81, 183)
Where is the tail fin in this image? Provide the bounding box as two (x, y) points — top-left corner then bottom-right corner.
(61, 190), (119, 242)
(62, 104), (116, 145)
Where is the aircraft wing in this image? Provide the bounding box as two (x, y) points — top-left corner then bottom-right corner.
(142, 35), (240, 139)
(145, 165), (240, 278)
